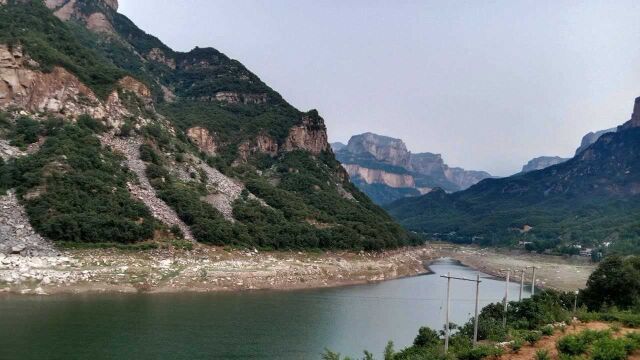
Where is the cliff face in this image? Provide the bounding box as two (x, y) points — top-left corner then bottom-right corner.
(283, 114), (330, 155)
(345, 133), (410, 167)
(444, 167), (492, 189)
(46, 0), (118, 34)
(343, 164), (415, 188)
(0, 45), (151, 127)
(334, 133), (492, 204)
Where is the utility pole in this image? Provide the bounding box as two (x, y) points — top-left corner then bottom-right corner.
(473, 274), (481, 348)
(500, 269), (511, 328)
(440, 272), (483, 353)
(573, 290), (579, 314)
(445, 272), (451, 354)
(531, 266), (537, 296)
(519, 269), (525, 301)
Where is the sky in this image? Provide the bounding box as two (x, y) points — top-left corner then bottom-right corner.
(119, 0), (640, 176)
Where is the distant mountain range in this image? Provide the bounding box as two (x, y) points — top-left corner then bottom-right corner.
(385, 97), (640, 254)
(331, 133), (492, 205)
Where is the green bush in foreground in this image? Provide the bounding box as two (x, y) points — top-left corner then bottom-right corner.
(557, 334), (588, 356)
(591, 338), (628, 360)
(535, 349), (551, 360)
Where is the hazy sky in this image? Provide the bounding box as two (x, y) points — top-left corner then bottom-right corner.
(120, 1), (640, 176)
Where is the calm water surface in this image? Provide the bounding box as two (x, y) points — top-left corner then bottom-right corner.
(0, 258), (531, 359)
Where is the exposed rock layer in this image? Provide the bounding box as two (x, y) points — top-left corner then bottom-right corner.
(186, 127), (217, 155)
(343, 164), (415, 188)
(284, 115), (329, 154)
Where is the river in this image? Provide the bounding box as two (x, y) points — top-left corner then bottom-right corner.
(0, 258), (531, 359)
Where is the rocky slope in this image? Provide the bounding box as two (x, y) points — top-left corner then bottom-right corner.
(0, 0), (412, 253)
(333, 132), (492, 204)
(386, 96), (640, 255)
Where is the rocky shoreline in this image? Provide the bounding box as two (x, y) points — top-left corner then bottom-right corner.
(0, 244), (596, 296)
(0, 245), (435, 295)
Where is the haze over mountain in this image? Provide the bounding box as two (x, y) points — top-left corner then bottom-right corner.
(332, 133), (492, 205)
(386, 97), (640, 255)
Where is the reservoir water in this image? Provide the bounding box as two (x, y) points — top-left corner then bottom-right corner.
(0, 258), (531, 359)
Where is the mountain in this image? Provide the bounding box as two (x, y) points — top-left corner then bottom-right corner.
(0, 0), (415, 253)
(333, 133), (492, 205)
(519, 127), (617, 173)
(385, 97), (640, 254)
(521, 156), (569, 173)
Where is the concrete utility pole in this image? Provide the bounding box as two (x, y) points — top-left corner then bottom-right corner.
(473, 274), (481, 348)
(445, 272), (451, 353)
(440, 272), (483, 353)
(500, 269), (511, 328)
(519, 269), (525, 301)
(573, 290), (579, 314)
(526, 266), (538, 295)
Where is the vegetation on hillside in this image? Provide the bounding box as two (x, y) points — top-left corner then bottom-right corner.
(0, 117), (157, 243)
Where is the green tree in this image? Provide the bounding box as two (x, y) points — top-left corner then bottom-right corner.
(580, 255), (640, 311)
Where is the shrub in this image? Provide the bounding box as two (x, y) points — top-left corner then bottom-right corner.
(77, 114), (105, 133)
(557, 334), (588, 355)
(169, 225), (184, 239)
(591, 338), (627, 360)
(524, 331), (542, 345)
(541, 325), (554, 336)
(457, 345), (502, 360)
(139, 144), (162, 165)
(625, 332), (640, 351)
(10, 116), (41, 148)
(413, 326), (440, 347)
(579, 329), (612, 345)
(511, 338), (523, 353)
(535, 349), (551, 360)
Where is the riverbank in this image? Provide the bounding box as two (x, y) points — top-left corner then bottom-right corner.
(0, 243), (596, 295)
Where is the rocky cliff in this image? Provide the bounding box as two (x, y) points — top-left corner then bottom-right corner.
(345, 133), (411, 167)
(334, 133), (492, 204)
(343, 164), (415, 188)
